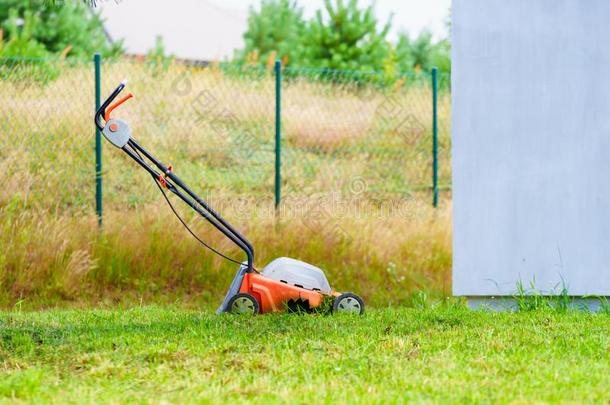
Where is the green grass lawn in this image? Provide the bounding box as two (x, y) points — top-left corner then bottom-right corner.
(0, 306), (608, 403)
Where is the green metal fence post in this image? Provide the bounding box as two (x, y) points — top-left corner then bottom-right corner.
(94, 53), (103, 226)
(431, 67), (439, 207)
(274, 60), (282, 209)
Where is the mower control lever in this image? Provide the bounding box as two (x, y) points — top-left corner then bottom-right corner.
(104, 93), (133, 121)
(95, 80), (134, 149)
(94, 79), (130, 131)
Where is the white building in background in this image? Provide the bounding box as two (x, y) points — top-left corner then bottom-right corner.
(452, 0), (610, 309)
(97, 0), (248, 62)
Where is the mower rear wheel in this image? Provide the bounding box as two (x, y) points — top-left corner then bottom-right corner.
(228, 293), (259, 315)
(333, 293), (364, 315)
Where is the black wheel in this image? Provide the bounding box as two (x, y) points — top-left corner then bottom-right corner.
(227, 293), (259, 315)
(333, 293), (365, 315)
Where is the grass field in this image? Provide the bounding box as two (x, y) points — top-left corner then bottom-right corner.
(1, 305), (608, 403)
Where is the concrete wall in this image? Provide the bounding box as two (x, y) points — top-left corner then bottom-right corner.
(452, 0), (610, 296)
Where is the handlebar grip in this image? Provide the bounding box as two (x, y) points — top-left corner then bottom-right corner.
(94, 80), (127, 131)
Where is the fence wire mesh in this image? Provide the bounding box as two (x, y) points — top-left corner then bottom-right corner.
(0, 57), (93, 213)
(0, 56), (450, 216)
(281, 67), (450, 199)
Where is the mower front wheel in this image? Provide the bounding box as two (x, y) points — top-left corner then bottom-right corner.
(228, 293), (260, 315)
(333, 293), (365, 315)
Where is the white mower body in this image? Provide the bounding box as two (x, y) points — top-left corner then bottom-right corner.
(261, 257), (332, 293)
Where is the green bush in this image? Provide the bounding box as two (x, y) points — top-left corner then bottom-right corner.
(237, 0), (306, 67)
(396, 31), (451, 75)
(235, 0), (450, 84)
(0, 9), (59, 83)
(0, 9), (48, 58)
(146, 35), (174, 77)
(0, 0), (122, 59)
(300, 0), (392, 72)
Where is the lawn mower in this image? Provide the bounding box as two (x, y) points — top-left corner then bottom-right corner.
(94, 81), (364, 315)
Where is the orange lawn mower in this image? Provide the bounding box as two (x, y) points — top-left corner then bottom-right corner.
(94, 81), (365, 315)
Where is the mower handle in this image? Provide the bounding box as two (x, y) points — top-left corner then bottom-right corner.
(93, 82), (256, 273)
(94, 80), (132, 131)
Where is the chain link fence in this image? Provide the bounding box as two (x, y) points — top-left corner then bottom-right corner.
(0, 57), (93, 213)
(0, 56), (451, 217)
(281, 66), (451, 199)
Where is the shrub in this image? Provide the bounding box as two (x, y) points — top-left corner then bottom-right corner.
(300, 0), (392, 72)
(146, 35), (174, 77)
(237, 0), (306, 68)
(0, 9), (59, 83)
(396, 31), (451, 75)
(0, 0), (122, 58)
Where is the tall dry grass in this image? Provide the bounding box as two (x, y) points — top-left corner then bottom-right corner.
(0, 59), (452, 308)
(0, 200), (451, 309)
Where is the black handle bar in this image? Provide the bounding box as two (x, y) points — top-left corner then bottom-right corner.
(94, 80), (127, 131)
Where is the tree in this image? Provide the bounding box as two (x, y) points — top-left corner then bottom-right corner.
(0, 9), (50, 59)
(300, 0), (392, 72)
(396, 30), (451, 74)
(0, 0), (122, 58)
(238, 0), (306, 67)
(396, 30), (432, 72)
(0, 9), (59, 83)
(146, 35), (174, 77)
(430, 38), (451, 75)
(234, 0), (451, 77)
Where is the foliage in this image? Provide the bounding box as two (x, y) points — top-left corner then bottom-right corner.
(513, 278), (574, 312)
(0, 0), (122, 59)
(238, 0), (306, 68)
(600, 297), (610, 314)
(0, 306), (608, 402)
(146, 35), (174, 77)
(431, 38), (451, 74)
(237, 0), (451, 77)
(0, 9), (59, 83)
(396, 30), (451, 75)
(0, 9), (49, 59)
(300, 0), (392, 72)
